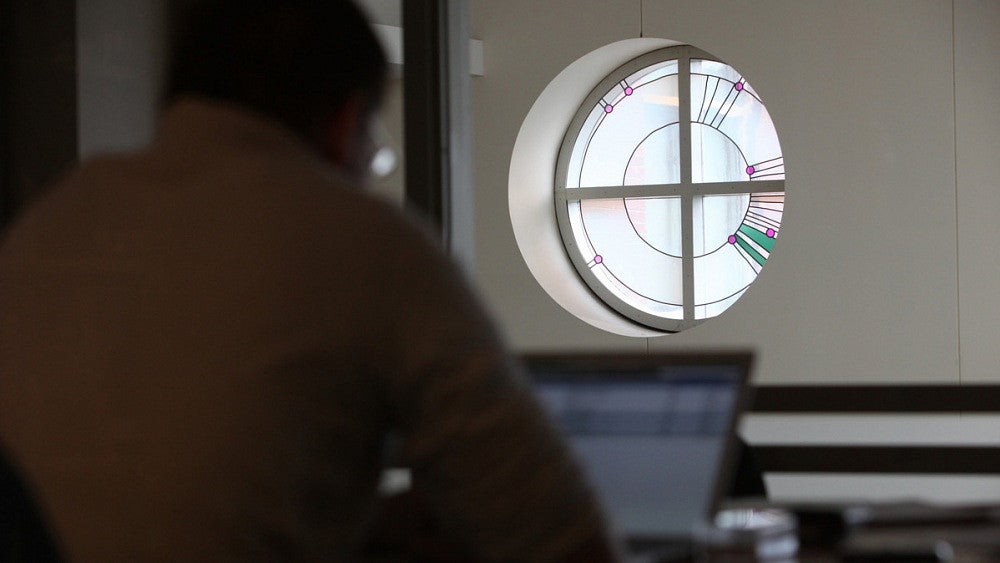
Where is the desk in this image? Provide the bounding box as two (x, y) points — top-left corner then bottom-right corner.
(682, 503), (1000, 562)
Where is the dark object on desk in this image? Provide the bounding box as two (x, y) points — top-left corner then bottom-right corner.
(841, 551), (945, 562)
(729, 437), (767, 499)
(791, 506), (849, 549)
(832, 502), (1000, 563)
(362, 489), (476, 562)
(0, 448), (62, 562)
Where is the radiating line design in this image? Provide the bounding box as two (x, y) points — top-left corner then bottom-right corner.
(746, 156), (784, 179)
(727, 193), (784, 270)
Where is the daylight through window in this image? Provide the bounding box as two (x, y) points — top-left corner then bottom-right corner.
(554, 45), (785, 332)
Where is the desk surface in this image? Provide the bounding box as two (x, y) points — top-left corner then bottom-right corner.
(674, 503), (1000, 563)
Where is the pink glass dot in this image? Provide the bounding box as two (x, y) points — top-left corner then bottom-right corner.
(624, 86), (634, 96)
(604, 104), (613, 113)
(594, 254), (603, 264)
(728, 235), (737, 244)
(746, 165), (755, 175)
(735, 82), (744, 91)
(767, 228), (776, 238)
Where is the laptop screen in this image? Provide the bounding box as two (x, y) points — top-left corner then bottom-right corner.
(523, 352), (752, 539)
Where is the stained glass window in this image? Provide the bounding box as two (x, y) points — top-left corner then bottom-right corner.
(555, 46), (785, 332)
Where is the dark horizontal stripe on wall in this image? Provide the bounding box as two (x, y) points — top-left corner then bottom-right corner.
(754, 446), (1000, 475)
(750, 385), (1000, 413)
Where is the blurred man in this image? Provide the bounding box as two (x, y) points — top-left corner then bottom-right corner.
(0, 1), (617, 560)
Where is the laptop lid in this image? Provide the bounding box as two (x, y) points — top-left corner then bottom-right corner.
(522, 351), (754, 540)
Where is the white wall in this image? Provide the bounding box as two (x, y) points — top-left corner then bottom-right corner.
(472, 0), (1000, 387)
(956, 0), (1000, 383)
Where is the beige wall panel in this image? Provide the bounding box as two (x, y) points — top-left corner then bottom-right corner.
(955, 0), (1000, 383)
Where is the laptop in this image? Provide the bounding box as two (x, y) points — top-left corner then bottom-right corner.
(521, 351), (754, 557)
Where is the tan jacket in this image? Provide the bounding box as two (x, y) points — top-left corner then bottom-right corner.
(0, 99), (604, 562)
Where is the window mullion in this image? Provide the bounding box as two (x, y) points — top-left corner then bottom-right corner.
(679, 51), (695, 322)
(558, 179), (784, 201)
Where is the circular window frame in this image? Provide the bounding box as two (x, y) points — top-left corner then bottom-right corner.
(553, 44), (785, 333)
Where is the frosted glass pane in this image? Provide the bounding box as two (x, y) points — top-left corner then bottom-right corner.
(578, 75), (679, 187)
(624, 124), (680, 186)
(694, 194), (750, 257)
(576, 60), (679, 188)
(624, 197), (682, 256)
(630, 60), (678, 90)
(691, 59), (740, 84)
(693, 244), (756, 308)
(717, 97), (783, 180)
(567, 201), (597, 261)
(691, 124), (745, 183)
(689, 60), (783, 182)
(594, 265), (685, 320)
(565, 105), (606, 188)
(580, 198), (683, 305)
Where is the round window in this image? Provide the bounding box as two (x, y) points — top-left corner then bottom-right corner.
(554, 45), (785, 332)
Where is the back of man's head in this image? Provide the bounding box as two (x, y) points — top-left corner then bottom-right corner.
(168, 0), (387, 141)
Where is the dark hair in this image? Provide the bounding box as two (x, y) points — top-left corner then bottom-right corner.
(167, 0), (388, 138)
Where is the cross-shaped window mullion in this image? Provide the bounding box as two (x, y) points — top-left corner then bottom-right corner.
(679, 53), (694, 321)
(558, 179), (784, 201)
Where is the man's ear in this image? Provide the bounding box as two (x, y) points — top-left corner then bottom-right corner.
(317, 93), (367, 171)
